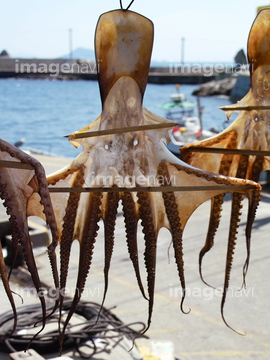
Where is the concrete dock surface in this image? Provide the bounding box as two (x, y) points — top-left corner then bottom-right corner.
(0, 153), (270, 360)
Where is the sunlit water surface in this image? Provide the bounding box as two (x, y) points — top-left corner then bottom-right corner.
(0, 78), (233, 158)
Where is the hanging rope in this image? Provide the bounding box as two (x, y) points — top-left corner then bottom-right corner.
(120, 0), (135, 11)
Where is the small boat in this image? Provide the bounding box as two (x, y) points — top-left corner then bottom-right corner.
(159, 86), (218, 155)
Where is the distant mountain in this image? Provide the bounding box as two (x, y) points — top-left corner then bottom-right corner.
(60, 47), (95, 60)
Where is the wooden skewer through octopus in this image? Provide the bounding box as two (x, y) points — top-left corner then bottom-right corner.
(0, 6), (262, 350)
(180, 9), (270, 291)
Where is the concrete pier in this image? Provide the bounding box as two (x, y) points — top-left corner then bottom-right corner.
(0, 58), (224, 84)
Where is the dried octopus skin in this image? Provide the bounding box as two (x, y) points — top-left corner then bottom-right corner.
(94, 9), (153, 106)
(21, 9), (262, 345)
(180, 9), (270, 292)
(0, 138), (59, 337)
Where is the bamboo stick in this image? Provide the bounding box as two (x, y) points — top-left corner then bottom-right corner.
(219, 105), (270, 111)
(65, 122), (178, 140)
(0, 160), (34, 170)
(183, 147), (270, 156)
(48, 184), (257, 193)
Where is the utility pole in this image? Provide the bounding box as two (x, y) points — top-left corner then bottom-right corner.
(69, 28), (73, 60)
(181, 37), (185, 65)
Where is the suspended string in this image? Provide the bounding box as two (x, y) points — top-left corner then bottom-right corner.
(120, 0), (135, 11)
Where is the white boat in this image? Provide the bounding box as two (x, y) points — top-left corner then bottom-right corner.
(159, 89), (218, 155)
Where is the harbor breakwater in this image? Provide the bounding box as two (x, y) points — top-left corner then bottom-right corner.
(0, 58), (235, 84)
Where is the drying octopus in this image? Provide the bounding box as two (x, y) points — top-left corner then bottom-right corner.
(0, 6), (262, 348)
(0, 139), (59, 337)
(180, 9), (270, 289)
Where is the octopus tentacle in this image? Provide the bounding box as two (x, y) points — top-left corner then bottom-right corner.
(250, 156), (264, 183)
(101, 190), (119, 308)
(8, 231), (19, 278)
(28, 158), (60, 316)
(0, 241), (17, 335)
(59, 192), (102, 351)
(47, 167), (78, 186)
(158, 161), (189, 313)
(0, 180), (20, 278)
(233, 155), (250, 289)
(242, 185), (261, 286)
(197, 134), (239, 285)
(137, 191), (157, 334)
(57, 168), (85, 328)
(122, 192), (147, 299)
(162, 193), (189, 313)
(221, 192), (244, 334)
(220, 155), (249, 291)
(198, 194), (224, 287)
(11, 208), (47, 340)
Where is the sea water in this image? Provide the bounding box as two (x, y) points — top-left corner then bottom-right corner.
(0, 78), (233, 158)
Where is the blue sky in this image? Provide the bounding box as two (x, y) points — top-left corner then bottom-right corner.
(1, 0), (269, 62)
